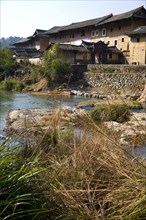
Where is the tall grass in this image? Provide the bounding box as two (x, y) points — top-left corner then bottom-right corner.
(0, 107), (146, 219)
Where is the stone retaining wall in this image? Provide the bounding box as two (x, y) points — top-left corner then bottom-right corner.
(86, 65), (146, 91)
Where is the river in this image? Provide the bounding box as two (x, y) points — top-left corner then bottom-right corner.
(0, 91), (146, 158)
(0, 91), (93, 133)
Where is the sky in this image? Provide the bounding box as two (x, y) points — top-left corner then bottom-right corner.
(0, 0), (146, 38)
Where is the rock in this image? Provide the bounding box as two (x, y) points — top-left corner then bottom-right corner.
(103, 112), (146, 147)
(139, 83), (146, 102)
(5, 109), (52, 136)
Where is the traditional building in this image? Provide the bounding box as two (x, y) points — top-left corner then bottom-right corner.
(127, 26), (146, 65)
(12, 6), (146, 65)
(12, 29), (50, 52)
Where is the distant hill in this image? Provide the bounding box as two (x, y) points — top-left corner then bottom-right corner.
(0, 36), (23, 48)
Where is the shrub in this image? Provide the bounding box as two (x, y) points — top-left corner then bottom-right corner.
(90, 103), (131, 122)
(43, 42), (71, 85)
(0, 48), (17, 80)
(0, 80), (24, 92)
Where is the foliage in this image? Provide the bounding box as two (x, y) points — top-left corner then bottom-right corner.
(90, 103), (131, 123)
(43, 42), (71, 85)
(0, 107), (146, 219)
(0, 79), (24, 92)
(0, 48), (17, 80)
(0, 144), (63, 220)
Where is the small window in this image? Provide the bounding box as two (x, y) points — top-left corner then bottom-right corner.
(111, 28), (113, 32)
(137, 38), (140, 42)
(102, 28), (106, 36)
(114, 40), (117, 46)
(122, 38), (124, 42)
(118, 26), (121, 30)
(95, 30), (99, 36)
(81, 30), (85, 36)
(72, 33), (74, 38)
(107, 41), (110, 45)
(91, 31), (95, 37)
(109, 54), (112, 59)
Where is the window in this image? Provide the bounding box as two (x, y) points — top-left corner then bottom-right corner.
(72, 33), (74, 38)
(95, 30), (99, 36)
(107, 41), (110, 45)
(137, 38), (140, 42)
(114, 40), (117, 46)
(118, 26), (121, 30)
(111, 28), (113, 32)
(81, 30), (85, 36)
(122, 38), (124, 42)
(91, 31), (95, 37)
(102, 28), (106, 36)
(109, 54), (112, 59)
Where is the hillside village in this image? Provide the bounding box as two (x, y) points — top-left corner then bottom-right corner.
(11, 6), (146, 65)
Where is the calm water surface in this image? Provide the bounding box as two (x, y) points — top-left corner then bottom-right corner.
(0, 91), (93, 132)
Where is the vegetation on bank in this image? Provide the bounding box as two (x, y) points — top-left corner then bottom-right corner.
(0, 44), (72, 91)
(0, 79), (24, 92)
(90, 103), (131, 123)
(43, 42), (72, 88)
(0, 45), (145, 219)
(0, 48), (18, 81)
(0, 108), (146, 219)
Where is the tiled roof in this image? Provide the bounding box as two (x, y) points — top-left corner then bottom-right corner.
(60, 14), (113, 31)
(43, 26), (65, 35)
(12, 38), (31, 45)
(97, 6), (146, 26)
(11, 48), (41, 58)
(59, 43), (88, 52)
(128, 26), (146, 35)
(108, 46), (122, 54)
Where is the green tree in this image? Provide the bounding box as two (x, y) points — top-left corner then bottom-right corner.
(43, 42), (71, 85)
(0, 48), (17, 80)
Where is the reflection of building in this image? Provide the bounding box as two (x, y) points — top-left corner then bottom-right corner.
(12, 6), (146, 65)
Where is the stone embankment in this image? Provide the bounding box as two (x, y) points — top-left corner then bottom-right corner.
(86, 64), (146, 91)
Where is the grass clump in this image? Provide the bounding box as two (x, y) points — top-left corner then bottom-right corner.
(90, 103), (131, 123)
(0, 107), (146, 219)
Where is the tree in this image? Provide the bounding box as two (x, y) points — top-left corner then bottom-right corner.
(43, 43), (71, 86)
(0, 48), (17, 80)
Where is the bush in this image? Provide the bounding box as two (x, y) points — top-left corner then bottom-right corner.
(90, 103), (131, 123)
(0, 80), (24, 92)
(43, 43), (71, 85)
(0, 48), (17, 80)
